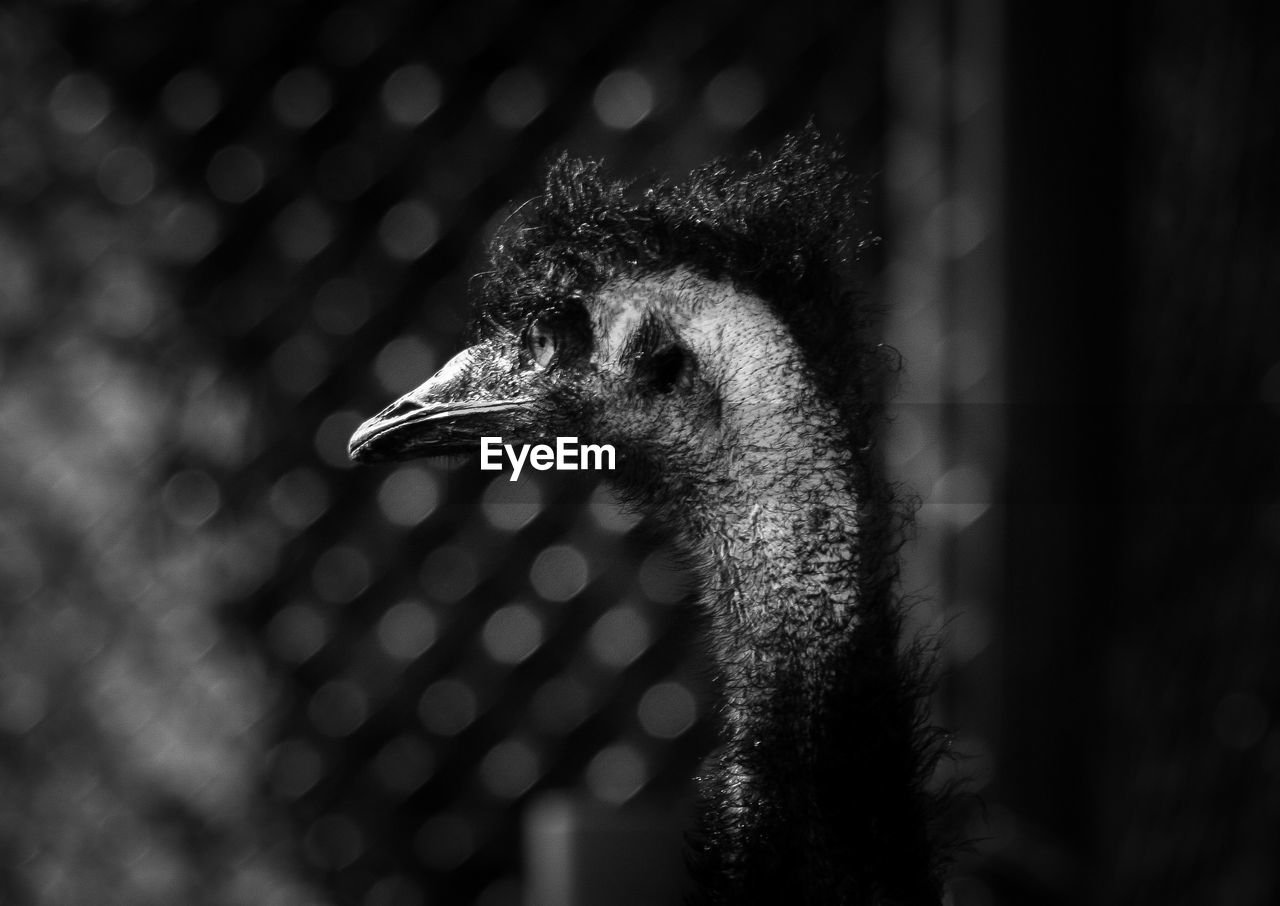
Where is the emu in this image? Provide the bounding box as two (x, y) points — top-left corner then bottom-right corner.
(350, 133), (948, 905)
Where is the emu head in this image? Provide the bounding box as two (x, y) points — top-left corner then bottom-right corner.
(350, 271), (791, 499)
(349, 131), (873, 509)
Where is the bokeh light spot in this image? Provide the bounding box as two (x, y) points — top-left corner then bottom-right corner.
(0, 674), (49, 735)
(379, 200), (440, 261)
(50, 71), (111, 134)
(382, 64), (443, 127)
(930, 464), (992, 529)
(588, 604), (651, 667)
(274, 198), (333, 262)
(638, 681), (697, 739)
(377, 599), (438, 661)
(87, 258), (156, 338)
(373, 735), (435, 794)
(305, 814), (364, 870)
(419, 679), (477, 736)
(703, 65), (766, 127)
(266, 603), (328, 664)
(269, 739), (324, 799)
(160, 70), (221, 131)
(485, 67), (546, 129)
(886, 408), (928, 468)
(161, 469), (221, 527)
(475, 879), (520, 906)
(593, 69), (654, 130)
(314, 409), (363, 469)
(530, 677), (591, 733)
(313, 277), (371, 335)
(273, 67), (332, 129)
(420, 545), (479, 603)
(206, 145), (265, 203)
(319, 7), (380, 66)
(637, 547), (687, 603)
(364, 875), (423, 906)
(481, 476), (543, 531)
(415, 813), (474, 870)
(309, 680), (369, 738)
(479, 738), (540, 799)
(947, 605), (992, 664)
(312, 544), (371, 604)
(271, 332), (330, 397)
(375, 335), (437, 395)
(97, 147), (155, 206)
(529, 544), (589, 601)
(0, 141), (47, 201)
(269, 467), (330, 529)
(378, 465), (440, 526)
(156, 200), (219, 261)
(588, 483), (643, 533)
(0, 536), (43, 603)
(586, 743), (647, 804)
(482, 603), (543, 664)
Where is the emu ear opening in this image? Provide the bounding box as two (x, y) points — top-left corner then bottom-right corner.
(625, 313), (695, 394)
(638, 342), (693, 393)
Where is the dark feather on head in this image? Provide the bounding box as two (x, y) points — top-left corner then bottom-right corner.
(476, 125), (887, 454)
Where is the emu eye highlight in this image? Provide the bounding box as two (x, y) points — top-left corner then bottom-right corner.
(526, 320), (556, 370)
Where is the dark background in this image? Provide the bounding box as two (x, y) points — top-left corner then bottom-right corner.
(0, 1), (1277, 905)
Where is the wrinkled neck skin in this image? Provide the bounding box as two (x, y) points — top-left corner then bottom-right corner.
(596, 275), (937, 904)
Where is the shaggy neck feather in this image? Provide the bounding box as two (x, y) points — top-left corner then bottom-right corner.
(594, 275), (939, 903)
(671, 292), (935, 904)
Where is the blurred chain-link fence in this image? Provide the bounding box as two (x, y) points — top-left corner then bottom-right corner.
(8, 2), (1278, 905)
(0, 3), (888, 905)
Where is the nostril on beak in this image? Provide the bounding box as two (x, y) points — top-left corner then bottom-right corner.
(376, 397), (420, 421)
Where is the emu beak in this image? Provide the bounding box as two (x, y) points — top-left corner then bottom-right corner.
(348, 346), (535, 464)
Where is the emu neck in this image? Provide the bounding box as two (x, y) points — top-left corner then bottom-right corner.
(701, 437), (862, 631)
(594, 275), (939, 902)
(686, 415), (936, 905)
(665, 290), (935, 904)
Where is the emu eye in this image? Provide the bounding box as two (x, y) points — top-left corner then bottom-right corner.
(525, 320), (556, 370)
